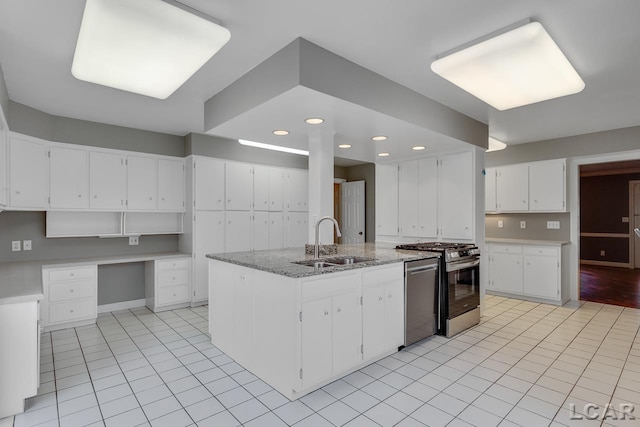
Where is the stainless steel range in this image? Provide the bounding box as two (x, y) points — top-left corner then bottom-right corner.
(396, 242), (481, 337)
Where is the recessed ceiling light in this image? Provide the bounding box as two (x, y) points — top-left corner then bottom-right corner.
(487, 137), (508, 152)
(272, 130), (289, 136)
(72, 0), (231, 99)
(377, 152), (390, 157)
(372, 136), (388, 141)
(431, 21), (585, 110)
(412, 146), (426, 151)
(338, 144), (351, 149)
(305, 118), (324, 125)
(238, 139), (308, 156)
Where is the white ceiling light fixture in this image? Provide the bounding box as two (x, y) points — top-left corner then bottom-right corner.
(238, 139), (309, 156)
(372, 135), (388, 141)
(431, 20), (585, 110)
(412, 146), (426, 151)
(377, 152), (390, 157)
(272, 130), (290, 136)
(305, 118), (324, 124)
(487, 137), (507, 152)
(338, 144), (352, 149)
(72, 0), (231, 99)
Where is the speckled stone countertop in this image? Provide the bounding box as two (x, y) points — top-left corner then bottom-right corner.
(206, 242), (440, 278)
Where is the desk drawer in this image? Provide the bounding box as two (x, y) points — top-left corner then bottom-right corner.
(49, 279), (96, 303)
(158, 269), (189, 287)
(49, 298), (96, 324)
(158, 285), (190, 305)
(158, 259), (190, 271)
(49, 267), (96, 283)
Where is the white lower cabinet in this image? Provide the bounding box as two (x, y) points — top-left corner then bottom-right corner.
(192, 211), (225, 304)
(41, 266), (98, 331)
(145, 258), (192, 312)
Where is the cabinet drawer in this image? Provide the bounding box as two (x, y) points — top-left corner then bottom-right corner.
(490, 245), (522, 255)
(158, 285), (190, 306)
(158, 269), (189, 287)
(523, 246), (559, 257)
(49, 298), (96, 324)
(49, 279), (96, 303)
(157, 259), (190, 270)
(49, 267), (96, 282)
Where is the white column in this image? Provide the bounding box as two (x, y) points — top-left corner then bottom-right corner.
(307, 128), (335, 244)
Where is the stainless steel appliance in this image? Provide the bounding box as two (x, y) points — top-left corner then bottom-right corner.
(404, 258), (439, 347)
(396, 242), (481, 337)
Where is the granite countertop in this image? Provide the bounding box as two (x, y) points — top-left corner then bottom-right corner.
(485, 238), (570, 246)
(206, 242), (440, 278)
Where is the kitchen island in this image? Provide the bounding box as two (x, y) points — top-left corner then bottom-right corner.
(207, 243), (438, 399)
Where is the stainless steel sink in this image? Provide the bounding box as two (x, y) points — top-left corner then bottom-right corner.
(292, 256), (374, 269)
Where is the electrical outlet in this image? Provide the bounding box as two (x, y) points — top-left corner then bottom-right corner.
(129, 236), (139, 246)
(600, 250), (606, 256)
(498, 220), (504, 229)
(23, 240), (32, 251)
(622, 217), (630, 223)
(547, 221), (560, 229)
(520, 221), (526, 229)
(11, 241), (21, 251)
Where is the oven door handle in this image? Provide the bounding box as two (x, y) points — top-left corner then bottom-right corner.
(446, 259), (480, 272)
(407, 264), (438, 274)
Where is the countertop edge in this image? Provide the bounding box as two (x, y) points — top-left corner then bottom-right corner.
(0, 293), (44, 305)
(485, 238), (570, 246)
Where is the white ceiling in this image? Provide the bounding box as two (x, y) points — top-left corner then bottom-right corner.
(1, 0), (639, 152)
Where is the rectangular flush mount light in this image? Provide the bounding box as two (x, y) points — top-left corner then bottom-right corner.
(431, 21), (584, 110)
(238, 140), (309, 156)
(72, 0), (230, 99)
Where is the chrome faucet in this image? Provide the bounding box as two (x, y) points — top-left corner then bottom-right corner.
(315, 216), (342, 259)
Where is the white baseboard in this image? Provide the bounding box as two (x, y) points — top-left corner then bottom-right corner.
(98, 299), (146, 314)
(580, 260), (631, 268)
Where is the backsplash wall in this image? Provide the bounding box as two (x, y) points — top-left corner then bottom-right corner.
(485, 213), (570, 241)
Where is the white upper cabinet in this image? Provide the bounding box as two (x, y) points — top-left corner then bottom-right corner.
(253, 211), (269, 251)
(268, 168), (284, 211)
(9, 136), (49, 209)
(225, 211), (253, 253)
(496, 164), (529, 212)
(225, 162), (254, 211)
(485, 167), (497, 213)
(375, 163), (399, 237)
(253, 165), (270, 212)
(89, 151), (124, 210)
(529, 159), (565, 212)
(287, 212), (309, 247)
(268, 212), (284, 249)
(157, 158), (185, 211)
(399, 160), (419, 237)
(286, 169), (308, 212)
(418, 157), (438, 238)
(49, 147), (89, 210)
(194, 156), (224, 211)
(439, 152), (473, 240)
(126, 155), (158, 210)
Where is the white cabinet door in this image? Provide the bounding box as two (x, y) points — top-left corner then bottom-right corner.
(253, 165), (270, 211)
(253, 212), (269, 251)
(0, 127), (7, 207)
(90, 151), (124, 210)
(385, 277), (405, 349)
(158, 159), (185, 211)
(439, 152), (473, 240)
(225, 211), (253, 253)
(524, 249), (560, 299)
(225, 162), (254, 211)
(9, 137), (49, 209)
(286, 169), (308, 212)
(209, 261), (236, 355)
(375, 163), (398, 236)
(287, 212), (308, 248)
(490, 252), (523, 294)
(418, 157), (438, 238)
(233, 270), (254, 368)
(193, 211), (225, 302)
(268, 212), (284, 249)
(127, 155), (157, 210)
(399, 160), (419, 237)
(332, 290), (361, 374)
(269, 168), (284, 211)
(194, 157), (225, 211)
(529, 160), (565, 212)
(49, 147), (89, 209)
(485, 167), (497, 213)
(497, 164), (528, 212)
(362, 283), (386, 360)
(301, 297), (333, 388)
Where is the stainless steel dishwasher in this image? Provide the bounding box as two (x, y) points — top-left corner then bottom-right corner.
(404, 258), (439, 347)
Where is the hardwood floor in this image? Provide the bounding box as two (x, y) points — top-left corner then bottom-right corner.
(580, 264), (640, 308)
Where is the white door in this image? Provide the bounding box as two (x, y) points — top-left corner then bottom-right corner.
(301, 297), (333, 388)
(362, 283), (386, 360)
(253, 212), (269, 251)
(194, 157), (225, 210)
(269, 168), (284, 211)
(332, 290), (362, 374)
(634, 183), (640, 268)
(90, 151), (124, 210)
(253, 166), (270, 211)
(193, 211), (225, 302)
(524, 253), (559, 299)
(497, 164), (528, 211)
(439, 152), (473, 240)
(418, 157), (438, 238)
(225, 162), (254, 211)
(340, 181), (365, 244)
(158, 159), (185, 211)
(529, 160), (565, 211)
(9, 137), (49, 209)
(225, 211), (253, 253)
(127, 155), (157, 210)
(490, 252), (523, 294)
(49, 147), (89, 209)
(268, 212), (284, 249)
(375, 163), (398, 236)
(399, 161), (419, 237)
(485, 167), (497, 212)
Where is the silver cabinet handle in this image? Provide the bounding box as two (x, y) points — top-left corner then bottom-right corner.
(324, 310), (329, 316)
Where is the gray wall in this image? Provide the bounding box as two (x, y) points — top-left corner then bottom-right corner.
(8, 101), (185, 157)
(98, 263), (146, 305)
(0, 63), (8, 124)
(344, 164), (376, 243)
(485, 213), (570, 242)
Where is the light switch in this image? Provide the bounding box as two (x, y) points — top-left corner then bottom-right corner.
(11, 241), (21, 251)
(129, 236), (139, 245)
(520, 221), (526, 229)
(547, 221), (560, 229)
(622, 217), (630, 223)
(23, 240), (32, 251)
(497, 220), (504, 229)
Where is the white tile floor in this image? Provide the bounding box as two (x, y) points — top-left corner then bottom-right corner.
(3, 295), (640, 427)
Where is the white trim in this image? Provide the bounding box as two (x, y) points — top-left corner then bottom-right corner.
(580, 232), (629, 238)
(98, 299), (146, 313)
(580, 260), (630, 268)
(334, 178), (346, 184)
(630, 180), (640, 269)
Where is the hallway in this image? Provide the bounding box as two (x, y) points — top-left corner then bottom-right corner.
(580, 264), (640, 308)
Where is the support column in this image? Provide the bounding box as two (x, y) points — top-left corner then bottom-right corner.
(307, 128), (335, 244)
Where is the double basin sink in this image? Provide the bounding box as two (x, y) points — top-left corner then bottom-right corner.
(293, 256), (374, 269)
